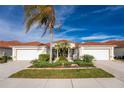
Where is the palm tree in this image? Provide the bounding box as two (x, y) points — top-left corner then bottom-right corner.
(24, 5), (55, 63)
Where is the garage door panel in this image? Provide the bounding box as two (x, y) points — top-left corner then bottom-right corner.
(83, 50), (109, 60)
(16, 50), (39, 60)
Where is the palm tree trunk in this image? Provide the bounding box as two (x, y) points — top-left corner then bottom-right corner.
(49, 28), (53, 63)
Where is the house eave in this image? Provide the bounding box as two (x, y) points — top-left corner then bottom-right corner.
(11, 45), (48, 48)
(79, 45), (117, 47)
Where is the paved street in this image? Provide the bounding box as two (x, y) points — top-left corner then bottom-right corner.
(0, 60), (124, 88)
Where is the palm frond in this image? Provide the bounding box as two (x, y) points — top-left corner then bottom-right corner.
(24, 5), (56, 37)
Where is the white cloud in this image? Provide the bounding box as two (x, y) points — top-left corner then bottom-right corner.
(80, 6), (124, 18)
(81, 33), (124, 41)
(60, 26), (87, 35)
(92, 6), (124, 14)
(40, 30), (76, 43)
(55, 6), (76, 22)
(101, 38), (124, 42)
(0, 18), (44, 42)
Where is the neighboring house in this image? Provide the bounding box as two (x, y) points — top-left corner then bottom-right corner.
(0, 46), (12, 57)
(79, 42), (115, 60)
(0, 40), (22, 57)
(0, 41), (18, 57)
(104, 40), (124, 58)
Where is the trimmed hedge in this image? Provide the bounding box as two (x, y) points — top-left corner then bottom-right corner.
(56, 56), (68, 62)
(0, 56), (12, 63)
(82, 55), (94, 63)
(39, 54), (49, 61)
(32, 61), (61, 68)
(74, 60), (94, 67)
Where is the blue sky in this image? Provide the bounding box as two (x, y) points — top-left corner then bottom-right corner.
(0, 5), (124, 43)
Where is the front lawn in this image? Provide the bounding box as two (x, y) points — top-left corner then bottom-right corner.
(10, 68), (114, 78)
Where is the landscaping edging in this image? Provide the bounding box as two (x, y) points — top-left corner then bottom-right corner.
(26, 67), (96, 70)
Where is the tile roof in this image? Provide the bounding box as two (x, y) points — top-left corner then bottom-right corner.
(54, 40), (72, 43)
(0, 40), (47, 48)
(80, 42), (116, 46)
(75, 42), (82, 47)
(46, 43), (50, 47)
(14, 41), (46, 46)
(0, 40), (123, 48)
(104, 40), (124, 47)
(0, 40), (21, 48)
(81, 42), (109, 45)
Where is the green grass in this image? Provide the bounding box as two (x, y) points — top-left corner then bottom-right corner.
(10, 68), (114, 78)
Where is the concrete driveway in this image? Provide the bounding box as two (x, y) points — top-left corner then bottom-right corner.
(0, 61), (31, 79)
(94, 60), (124, 82)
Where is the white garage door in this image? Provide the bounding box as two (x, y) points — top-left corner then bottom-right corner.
(16, 50), (39, 60)
(83, 50), (110, 60)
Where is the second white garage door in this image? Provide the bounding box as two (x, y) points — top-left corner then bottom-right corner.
(16, 50), (39, 60)
(83, 50), (110, 60)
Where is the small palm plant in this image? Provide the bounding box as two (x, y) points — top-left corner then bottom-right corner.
(55, 42), (70, 58)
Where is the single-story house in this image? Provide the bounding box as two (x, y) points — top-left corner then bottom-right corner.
(104, 40), (124, 58)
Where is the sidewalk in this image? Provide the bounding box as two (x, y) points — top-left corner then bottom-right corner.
(0, 78), (124, 88)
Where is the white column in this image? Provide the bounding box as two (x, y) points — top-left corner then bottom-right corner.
(111, 47), (114, 60)
(57, 49), (59, 58)
(12, 47), (16, 61)
(79, 47), (84, 59)
(68, 48), (70, 59)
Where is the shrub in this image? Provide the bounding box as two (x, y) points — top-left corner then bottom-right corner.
(0, 56), (7, 63)
(7, 56), (12, 60)
(56, 56), (71, 66)
(2, 56), (8, 62)
(122, 56), (124, 59)
(39, 54), (49, 61)
(31, 59), (38, 64)
(32, 61), (61, 68)
(74, 61), (94, 67)
(0, 57), (3, 63)
(74, 59), (82, 62)
(74, 59), (94, 67)
(32, 61), (49, 68)
(56, 56), (68, 62)
(82, 55), (94, 63)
